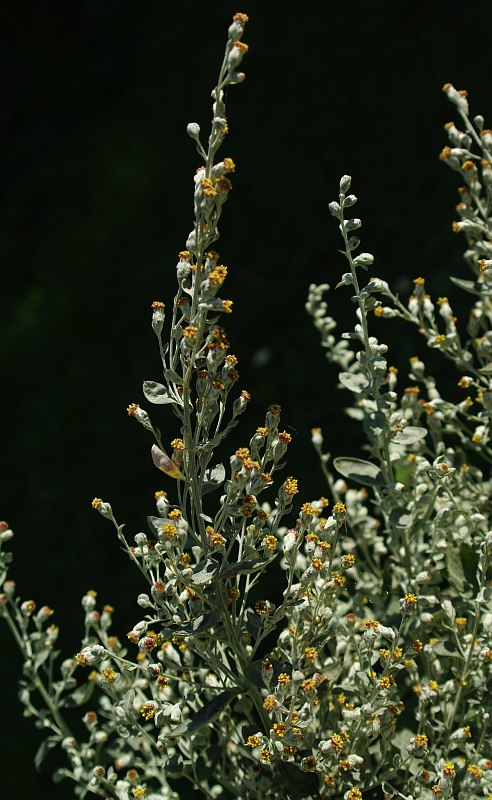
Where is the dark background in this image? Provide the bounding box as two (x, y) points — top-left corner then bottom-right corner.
(1, 1), (491, 797)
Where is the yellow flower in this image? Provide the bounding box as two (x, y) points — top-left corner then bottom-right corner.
(284, 477), (299, 496)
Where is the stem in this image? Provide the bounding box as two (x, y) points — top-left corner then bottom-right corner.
(3, 604), (74, 739)
(443, 600), (481, 752)
(339, 200), (395, 487)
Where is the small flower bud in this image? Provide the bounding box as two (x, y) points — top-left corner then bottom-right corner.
(227, 41), (249, 71)
(339, 175), (352, 193)
(91, 498), (113, 519)
(20, 600), (36, 616)
(36, 606), (54, 623)
(228, 13), (248, 41)
(151, 301), (165, 334)
(283, 529), (298, 553)
(78, 645), (107, 665)
(83, 711), (98, 727)
(82, 592), (97, 612)
(3, 580), (15, 598)
(61, 658), (76, 676)
(186, 122), (201, 139)
(137, 593), (153, 608)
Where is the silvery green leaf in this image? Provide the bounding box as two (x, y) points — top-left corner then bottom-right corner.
(34, 736), (60, 771)
(432, 641), (461, 658)
(202, 463), (226, 495)
(277, 763), (321, 800)
(123, 689), (136, 719)
(338, 372), (369, 393)
(441, 599), (455, 623)
(191, 556), (221, 585)
(194, 746), (222, 781)
(164, 754), (184, 778)
(477, 585), (491, 604)
(446, 546), (466, 594)
(356, 670), (370, 686)
(243, 661), (268, 688)
(478, 362), (492, 374)
(53, 768), (71, 784)
(381, 558), (393, 594)
(392, 426), (427, 445)
(378, 625), (396, 640)
(171, 689), (238, 736)
(389, 508), (414, 529)
(363, 411), (386, 439)
(483, 613), (492, 633)
(220, 557), (275, 578)
(449, 276), (481, 296)
(168, 612), (221, 636)
(147, 515), (165, 536)
(165, 369), (185, 386)
(333, 457), (384, 487)
(34, 649), (52, 671)
(335, 274), (353, 289)
(62, 680), (96, 708)
(345, 407), (364, 420)
(143, 380), (176, 404)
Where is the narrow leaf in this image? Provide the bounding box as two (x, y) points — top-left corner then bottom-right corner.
(338, 372), (369, 393)
(333, 457), (384, 487)
(363, 411), (386, 439)
(220, 557), (275, 578)
(171, 689), (238, 736)
(432, 640), (461, 658)
(164, 754), (184, 777)
(34, 736), (60, 771)
(202, 463), (226, 495)
(166, 612), (221, 636)
(389, 508), (414, 529)
(449, 276), (481, 296)
(392, 426), (427, 445)
(165, 369), (185, 386)
(447, 545), (466, 594)
(62, 680), (95, 708)
(191, 556), (221, 586)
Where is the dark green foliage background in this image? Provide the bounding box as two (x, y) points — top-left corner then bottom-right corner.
(1, 1), (491, 797)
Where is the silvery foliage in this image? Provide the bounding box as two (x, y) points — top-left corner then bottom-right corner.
(1, 14), (492, 800)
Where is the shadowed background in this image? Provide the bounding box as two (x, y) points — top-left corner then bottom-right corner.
(1, 1), (491, 797)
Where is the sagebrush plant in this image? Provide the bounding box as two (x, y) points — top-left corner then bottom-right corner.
(2, 14), (492, 800)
